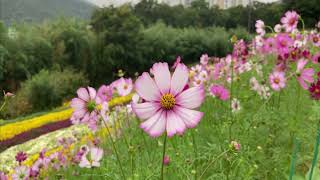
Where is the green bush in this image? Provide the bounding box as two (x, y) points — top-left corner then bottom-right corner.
(3, 69), (88, 118)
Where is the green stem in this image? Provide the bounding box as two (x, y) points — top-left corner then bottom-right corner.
(289, 138), (300, 180)
(191, 130), (197, 180)
(160, 135), (167, 180)
(229, 61), (234, 141)
(299, 16), (305, 33)
(266, 26), (275, 34)
(199, 150), (230, 179)
(309, 126), (320, 180)
(0, 100), (7, 112)
(102, 121), (126, 179)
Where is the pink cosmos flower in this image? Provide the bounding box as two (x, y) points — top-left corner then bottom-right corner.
(269, 71), (286, 91)
(312, 53), (320, 64)
(262, 37), (275, 54)
(97, 85), (113, 102)
(3, 91), (14, 98)
(70, 87), (102, 131)
(0, 172), (8, 180)
(114, 78), (133, 96)
(281, 11), (299, 32)
(12, 166), (29, 180)
(79, 147), (103, 168)
(231, 98), (241, 113)
(172, 56), (181, 69)
(192, 76), (204, 87)
(209, 84), (230, 101)
(198, 70), (208, 82)
(276, 33), (293, 56)
(255, 20), (265, 35)
(200, 54), (209, 65)
(310, 34), (320, 47)
(296, 59), (314, 89)
(274, 24), (283, 33)
(190, 65), (202, 75)
(132, 62), (205, 137)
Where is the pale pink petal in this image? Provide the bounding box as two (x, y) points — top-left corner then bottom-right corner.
(91, 147), (103, 162)
(174, 106), (204, 128)
(70, 98), (86, 109)
(152, 62), (171, 94)
(77, 88), (90, 102)
(131, 102), (161, 120)
(166, 110), (186, 137)
(302, 68), (314, 82)
(135, 72), (161, 101)
(297, 77), (308, 89)
(92, 161), (100, 167)
(140, 110), (166, 137)
(175, 86), (205, 109)
(88, 87), (96, 100)
(297, 59), (307, 72)
(73, 109), (87, 118)
(79, 157), (90, 168)
(170, 63), (189, 96)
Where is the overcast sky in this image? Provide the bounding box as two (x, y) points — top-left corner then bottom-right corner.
(88, 0), (281, 7)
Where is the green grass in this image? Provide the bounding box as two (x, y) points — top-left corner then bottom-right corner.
(49, 73), (320, 179)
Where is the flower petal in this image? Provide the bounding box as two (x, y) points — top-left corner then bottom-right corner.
(166, 110), (186, 137)
(70, 98), (86, 110)
(152, 62), (171, 95)
(132, 102), (161, 120)
(135, 72), (161, 101)
(88, 87), (96, 100)
(175, 86), (205, 109)
(170, 63), (189, 96)
(174, 106), (204, 128)
(140, 110), (166, 137)
(77, 88), (90, 102)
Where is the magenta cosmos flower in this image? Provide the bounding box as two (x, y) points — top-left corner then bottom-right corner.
(281, 11), (299, 32)
(296, 59), (314, 89)
(209, 84), (229, 101)
(71, 87), (102, 131)
(97, 85), (113, 102)
(309, 80), (320, 100)
(132, 62), (205, 137)
(269, 71), (286, 91)
(276, 33), (293, 55)
(15, 152), (27, 165)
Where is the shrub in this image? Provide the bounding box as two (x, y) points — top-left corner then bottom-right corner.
(3, 69), (88, 118)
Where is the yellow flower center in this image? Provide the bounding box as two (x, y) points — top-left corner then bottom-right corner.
(160, 93), (176, 110)
(273, 78), (280, 84)
(123, 84), (128, 90)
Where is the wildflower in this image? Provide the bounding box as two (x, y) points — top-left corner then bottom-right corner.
(97, 85), (113, 102)
(3, 91), (14, 98)
(230, 141), (241, 151)
(310, 34), (320, 47)
(132, 62), (205, 137)
(15, 152), (27, 165)
(309, 80), (320, 100)
(190, 65), (202, 75)
(312, 53), (320, 64)
(198, 70), (208, 82)
(70, 87), (101, 130)
(200, 54), (209, 65)
(262, 37), (275, 54)
(12, 166), (29, 180)
(114, 78), (133, 96)
(269, 71), (286, 91)
(192, 76), (204, 87)
(0, 172), (8, 180)
(276, 33), (293, 56)
(79, 147), (104, 168)
(231, 98), (241, 113)
(274, 24), (284, 33)
(163, 155), (170, 166)
(255, 20), (265, 36)
(258, 85), (271, 99)
(209, 84), (230, 101)
(73, 145), (89, 163)
(172, 56), (181, 69)
(250, 77), (260, 91)
(296, 59), (314, 89)
(281, 11), (299, 32)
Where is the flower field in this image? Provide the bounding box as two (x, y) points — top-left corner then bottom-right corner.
(1, 11), (320, 180)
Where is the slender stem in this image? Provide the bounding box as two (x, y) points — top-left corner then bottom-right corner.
(191, 130), (197, 180)
(102, 121), (126, 179)
(266, 26), (275, 34)
(299, 16), (305, 33)
(289, 138), (300, 180)
(160, 135), (167, 180)
(0, 100), (7, 112)
(199, 150), (230, 179)
(229, 61), (234, 141)
(309, 125), (320, 180)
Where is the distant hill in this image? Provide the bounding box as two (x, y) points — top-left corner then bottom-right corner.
(0, 0), (96, 25)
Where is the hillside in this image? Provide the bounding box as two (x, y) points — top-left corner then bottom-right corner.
(0, 0), (96, 24)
